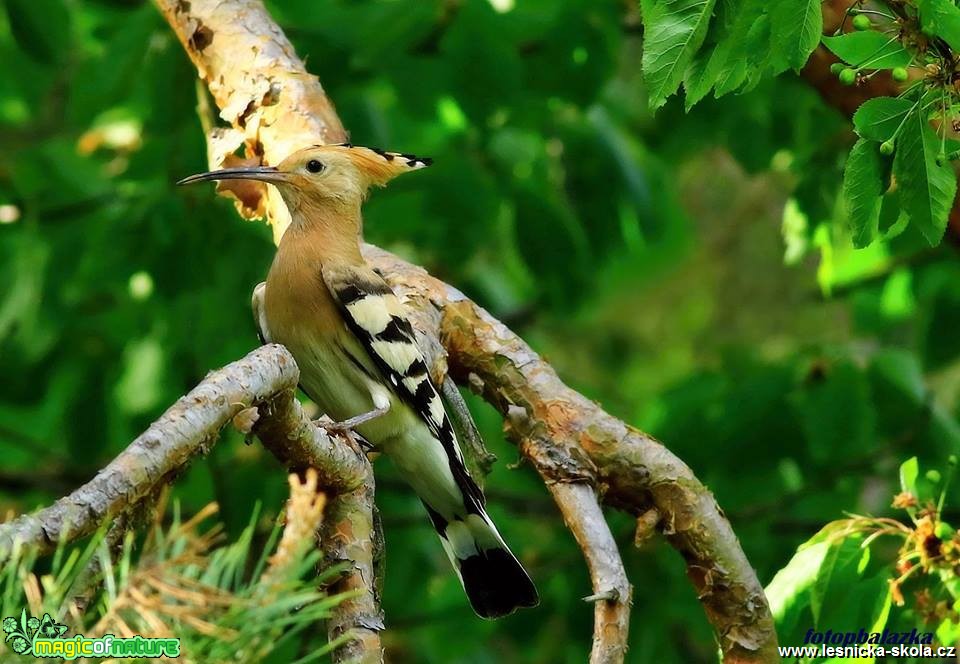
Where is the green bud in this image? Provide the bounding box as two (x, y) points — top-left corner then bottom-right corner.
(927, 469), (942, 483)
(937, 153), (947, 167)
(830, 62), (845, 75)
(852, 14), (872, 30)
(892, 67), (909, 82)
(880, 140), (895, 155)
(839, 68), (857, 85)
(936, 522), (955, 540)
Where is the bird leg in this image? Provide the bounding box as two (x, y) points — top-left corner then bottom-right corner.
(314, 405), (389, 453)
(321, 405), (390, 431)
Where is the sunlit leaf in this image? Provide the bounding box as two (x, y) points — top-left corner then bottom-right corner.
(918, 0), (960, 51)
(842, 138), (884, 248)
(642, 0), (718, 108)
(900, 457), (919, 496)
(822, 32), (911, 69)
(893, 107), (957, 245)
(853, 97), (914, 142)
(770, 0), (823, 70)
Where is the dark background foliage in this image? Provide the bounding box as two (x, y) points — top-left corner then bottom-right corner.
(2, 0), (960, 661)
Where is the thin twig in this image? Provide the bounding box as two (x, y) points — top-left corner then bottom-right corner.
(551, 483), (632, 663)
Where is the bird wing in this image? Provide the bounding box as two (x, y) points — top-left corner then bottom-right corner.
(252, 282), (272, 344)
(321, 263), (485, 510)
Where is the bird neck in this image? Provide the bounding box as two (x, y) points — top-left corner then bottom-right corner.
(282, 196), (365, 266)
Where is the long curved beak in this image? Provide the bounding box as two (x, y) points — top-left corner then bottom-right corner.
(176, 166), (290, 186)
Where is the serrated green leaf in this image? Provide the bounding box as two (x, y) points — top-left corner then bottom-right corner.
(770, 0), (823, 70)
(879, 191), (908, 237)
(712, 11), (769, 97)
(918, 0), (960, 51)
(822, 31), (912, 69)
(682, 0), (780, 105)
(729, 15), (772, 94)
(683, 51), (714, 110)
(642, 0), (719, 109)
(893, 108), (957, 245)
(853, 97), (915, 142)
(683, 0), (734, 106)
(843, 139), (885, 248)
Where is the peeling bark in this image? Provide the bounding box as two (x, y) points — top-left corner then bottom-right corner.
(321, 476), (384, 664)
(155, 0), (347, 241)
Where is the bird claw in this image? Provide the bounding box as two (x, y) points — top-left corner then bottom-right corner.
(314, 416), (375, 452)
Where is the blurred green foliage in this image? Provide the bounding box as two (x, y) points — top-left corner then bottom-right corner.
(4, 0), (960, 662)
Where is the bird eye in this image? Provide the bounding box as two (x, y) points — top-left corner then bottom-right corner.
(306, 159), (325, 174)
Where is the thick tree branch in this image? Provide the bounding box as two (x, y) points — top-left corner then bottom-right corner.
(253, 383), (368, 494)
(154, 0), (776, 660)
(320, 476), (384, 664)
(0, 344), (380, 661)
(368, 249), (776, 663)
(506, 402), (631, 663)
(0, 345), (316, 560)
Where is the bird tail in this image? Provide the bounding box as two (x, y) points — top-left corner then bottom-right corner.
(425, 507), (539, 619)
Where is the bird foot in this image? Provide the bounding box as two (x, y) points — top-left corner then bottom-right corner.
(314, 415), (376, 452)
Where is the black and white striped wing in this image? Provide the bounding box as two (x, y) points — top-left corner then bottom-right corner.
(321, 264), (485, 510)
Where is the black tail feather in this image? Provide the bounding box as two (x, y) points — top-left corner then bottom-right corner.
(459, 548), (539, 619)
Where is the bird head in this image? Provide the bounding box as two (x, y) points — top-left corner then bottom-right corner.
(177, 144), (432, 210)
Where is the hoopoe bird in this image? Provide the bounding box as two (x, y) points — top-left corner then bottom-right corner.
(179, 144), (538, 618)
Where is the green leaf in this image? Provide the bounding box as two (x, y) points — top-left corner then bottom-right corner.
(893, 107), (958, 245)
(812, 534), (890, 638)
(682, 0), (777, 106)
(900, 456), (919, 496)
(642, 0), (719, 109)
(766, 539), (830, 635)
(843, 139), (885, 248)
(683, 50), (715, 110)
(770, 0), (823, 70)
(822, 32), (912, 69)
(918, 0), (960, 52)
(717, 14), (770, 95)
(853, 97), (915, 142)
(878, 191), (908, 236)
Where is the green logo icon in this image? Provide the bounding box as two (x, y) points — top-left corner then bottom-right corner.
(3, 610), (68, 656)
(4, 609), (180, 659)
